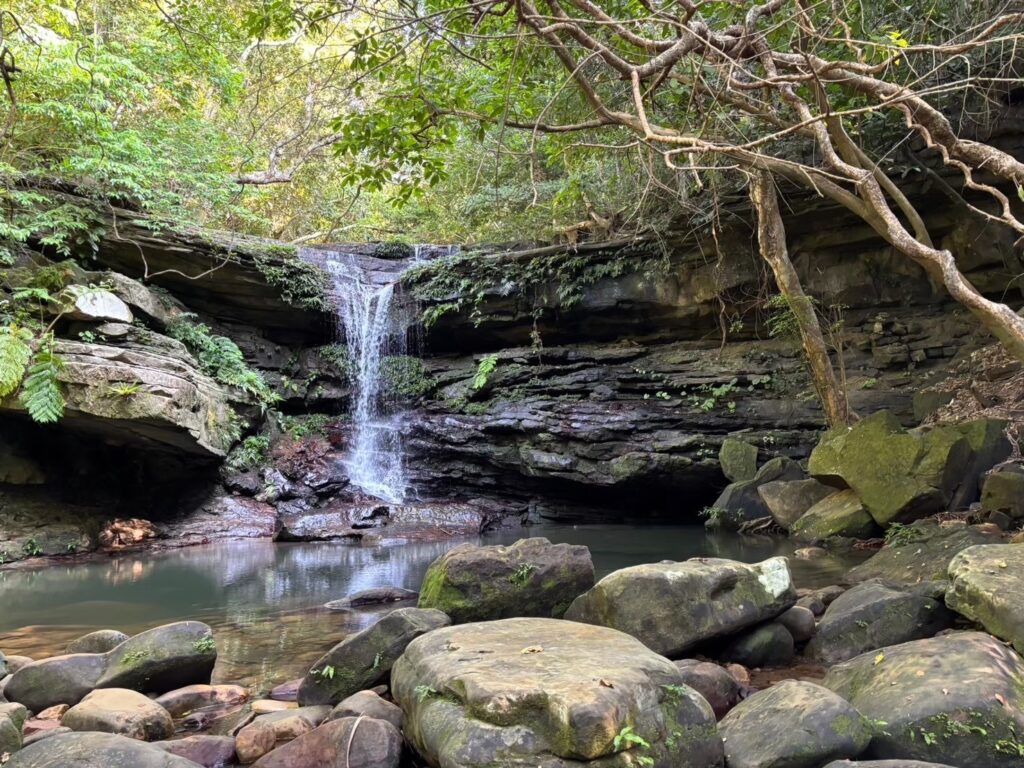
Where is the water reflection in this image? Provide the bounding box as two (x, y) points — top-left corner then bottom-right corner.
(0, 525), (866, 691)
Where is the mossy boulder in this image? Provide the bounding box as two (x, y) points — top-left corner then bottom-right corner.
(719, 681), (871, 768)
(417, 537), (594, 623)
(809, 412), (987, 526)
(720, 438), (758, 482)
(297, 607), (450, 706)
(3, 731), (202, 767)
(980, 465), (1024, 518)
(806, 581), (954, 664)
(946, 544), (1024, 653)
(392, 617), (724, 768)
(758, 478), (836, 529)
(707, 457), (804, 529)
(565, 557), (795, 657)
(823, 632), (1024, 767)
(717, 623), (794, 668)
(67, 631), (130, 655)
(0, 703), (26, 757)
(846, 520), (1003, 585)
(791, 490), (879, 542)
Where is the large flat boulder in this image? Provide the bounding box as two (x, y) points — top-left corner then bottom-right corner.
(417, 537), (594, 623)
(823, 632), (1024, 767)
(392, 618), (724, 768)
(565, 557), (796, 657)
(758, 478), (836, 529)
(62, 689), (173, 741)
(807, 581), (954, 664)
(791, 490), (879, 541)
(297, 608), (450, 706)
(980, 465), (1024, 518)
(719, 681), (871, 768)
(4, 731), (203, 767)
(946, 544), (1024, 653)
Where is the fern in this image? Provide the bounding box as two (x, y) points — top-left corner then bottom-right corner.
(19, 344), (65, 423)
(471, 353), (499, 390)
(0, 326), (33, 397)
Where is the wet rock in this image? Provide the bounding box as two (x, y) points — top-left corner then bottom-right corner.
(823, 631), (1024, 767)
(758, 478), (836, 529)
(793, 547), (829, 561)
(154, 735), (236, 768)
(268, 680), (300, 702)
(3, 731), (202, 767)
(720, 438), (758, 482)
(720, 681), (871, 768)
(807, 581), (954, 664)
(946, 543), (1024, 653)
(97, 519), (158, 550)
(297, 607), (450, 706)
(823, 762), (958, 767)
(393, 617), (724, 768)
(796, 593), (826, 616)
(250, 700), (294, 714)
(250, 716), (402, 768)
(0, 702), (26, 756)
(775, 605), (817, 643)
(980, 465), (1024, 518)
(251, 711), (314, 745)
(21, 726), (71, 747)
(847, 519), (1002, 584)
(565, 557), (795, 657)
(67, 630), (130, 655)
(154, 685), (248, 719)
(672, 661), (741, 719)
(4, 654), (107, 712)
(707, 458), (805, 529)
(326, 690), (402, 729)
(62, 689), (174, 742)
(234, 720), (276, 764)
(792, 490), (879, 541)
(417, 537), (594, 623)
(718, 623), (794, 668)
(324, 586), (418, 610)
(256, 706), (330, 728)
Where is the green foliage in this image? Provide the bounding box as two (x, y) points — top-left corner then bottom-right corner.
(508, 562), (538, 587)
(278, 413), (334, 439)
(252, 251), (330, 311)
(166, 315), (278, 406)
(22, 538), (42, 557)
(884, 523), (923, 547)
(382, 356), (435, 397)
(192, 635), (217, 654)
(107, 381), (142, 398)
(414, 685), (440, 702)
(19, 341), (65, 423)
(471, 354), (499, 391)
(226, 435), (270, 471)
(0, 326), (33, 397)
(613, 725), (651, 752)
(316, 664), (336, 680)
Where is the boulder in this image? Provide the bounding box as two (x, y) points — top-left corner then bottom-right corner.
(5, 622), (216, 712)
(947, 418), (1011, 511)
(324, 586), (418, 611)
(981, 465), (1024, 518)
(720, 438), (758, 482)
(565, 557), (796, 657)
(0, 702), (26, 757)
(807, 581), (955, 664)
(234, 720), (276, 764)
(946, 543), (1024, 653)
(672, 661), (741, 719)
(67, 630), (130, 655)
(846, 520), (1002, 584)
(775, 605), (816, 643)
(417, 537), (594, 623)
(719, 681), (871, 768)
(4, 656), (32, 676)
(0, 653), (6, 679)
(392, 617), (724, 768)
(250, 717), (402, 768)
(268, 679), (300, 702)
(297, 607), (450, 706)
(791, 490), (879, 541)
(808, 412), (997, 527)
(824, 762), (958, 768)
(717, 623), (794, 668)
(63, 288), (134, 324)
(250, 711), (314, 745)
(62, 689), (174, 742)
(758, 478), (836, 529)
(823, 631), (1024, 767)
(154, 684), (248, 719)
(154, 736), (236, 768)
(707, 458), (805, 529)
(326, 690), (402, 729)
(3, 731), (202, 767)
(22, 726), (71, 748)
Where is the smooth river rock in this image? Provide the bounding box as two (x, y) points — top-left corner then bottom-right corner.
(251, 716), (402, 768)
(62, 688), (174, 741)
(945, 543), (1024, 653)
(417, 537), (594, 623)
(565, 557), (796, 657)
(66, 630), (130, 655)
(3, 731), (203, 767)
(392, 617), (724, 768)
(823, 631), (1024, 767)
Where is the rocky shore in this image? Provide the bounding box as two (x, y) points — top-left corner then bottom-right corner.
(2, 532), (1023, 767)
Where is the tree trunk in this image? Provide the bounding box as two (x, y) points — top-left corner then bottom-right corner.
(750, 171), (850, 428)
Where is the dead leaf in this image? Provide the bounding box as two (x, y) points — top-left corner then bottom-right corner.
(521, 646), (543, 654)
(599, 679), (614, 688)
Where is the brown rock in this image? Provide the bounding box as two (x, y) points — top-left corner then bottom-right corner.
(154, 734), (237, 767)
(154, 684), (248, 718)
(61, 688), (174, 741)
(35, 705), (69, 721)
(235, 720), (277, 764)
(251, 717), (401, 768)
(269, 679), (301, 702)
(327, 690), (402, 729)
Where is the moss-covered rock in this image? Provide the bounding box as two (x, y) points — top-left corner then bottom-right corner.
(758, 478), (836, 529)
(0, 703), (26, 757)
(980, 465), (1024, 518)
(791, 490), (880, 542)
(4, 731), (201, 767)
(719, 438), (758, 482)
(392, 617), (724, 768)
(719, 681), (871, 768)
(823, 632), (1024, 768)
(717, 623), (794, 668)
(707, 457), (805, 529)
(417, 537), (594, 623)
(946, 544), (1024, 653)
(565, 557), (795, 657)
(297, 607), (450, 706)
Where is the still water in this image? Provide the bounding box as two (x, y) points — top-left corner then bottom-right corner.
(0, 525), (866, 691)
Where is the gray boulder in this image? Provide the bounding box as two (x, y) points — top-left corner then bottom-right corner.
(565, 557), (795, 657)
(791, 490), (879, 542)
(393, 617), (724, 768)
(672, 661), (741, 719)
(67, 631), (130, 655)
(720, 681), (871, 768)
(775, 605), (816, 643)
(707, 457), (804, 529)
(823, 631), (1024, 767)
(154, 735), (236, 768)
(718, 623), (794, 668)
(4, 731), (203, 767)
(0, 702), (27, 757)
(720, 438), (758, 482)
(297, 607), (450, 706)
(981, 465), (1024, 518)
(250, 717), (401, 768)
(4, 654), (107, 712)
(946, 543), (1024, 653)
(417, 537), (594, 623)
(326, 690), (402, 729)
(807, 581), (954, 664)
(62, 689), (174, 741)
(824, 762), (958, 768)
(758, 478), (836, 529)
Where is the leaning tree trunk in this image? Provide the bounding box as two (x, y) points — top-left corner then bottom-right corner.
(750, 171), (850, 428)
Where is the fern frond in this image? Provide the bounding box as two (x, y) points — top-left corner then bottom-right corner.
(19, 346), (65, 423)
(0, 326), (33, 397)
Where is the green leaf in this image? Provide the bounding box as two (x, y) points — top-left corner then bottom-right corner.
(19, 344), (65, 424)
(0, 327), (33, 397)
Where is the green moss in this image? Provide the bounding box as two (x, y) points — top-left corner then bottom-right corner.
(251, 250), (330, 311)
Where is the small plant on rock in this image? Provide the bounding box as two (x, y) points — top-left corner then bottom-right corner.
(21, 538), (42, 557)
(414, 685), (439, 702)
(193, 635), (216, 653)
(316, 664), (336, 680)
(508, 562), (538, 587)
